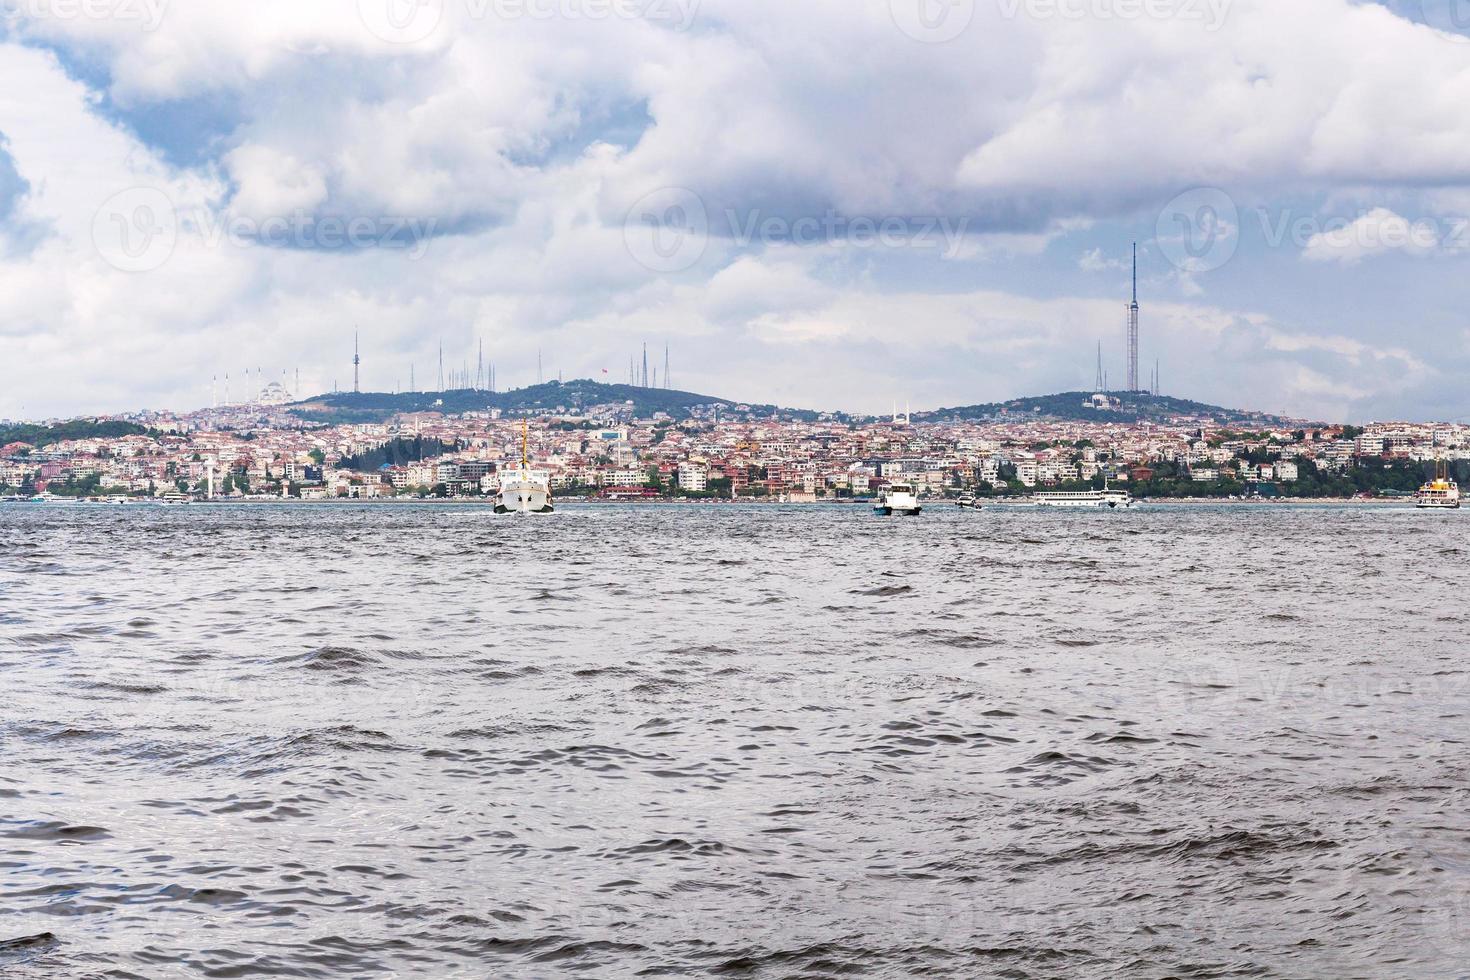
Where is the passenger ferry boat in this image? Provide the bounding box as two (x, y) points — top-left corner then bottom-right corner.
(1032, 478), (1134, 510)
(873, 482), (921, 516)
(1415, 463), (1460, 510)
(496, 420), (554, 515)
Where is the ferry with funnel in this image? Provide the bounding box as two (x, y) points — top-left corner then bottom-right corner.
(496, 420), (554, 515)
(1415, 463), (1460, 510)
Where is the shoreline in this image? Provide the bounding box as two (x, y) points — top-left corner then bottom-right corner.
(3, 496), (1428, 508)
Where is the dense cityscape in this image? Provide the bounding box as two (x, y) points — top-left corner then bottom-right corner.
(0, 380), (1459, 503)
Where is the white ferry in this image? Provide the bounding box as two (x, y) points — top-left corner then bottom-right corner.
(1032, 479), (1134, 510)
(1415, 464), (1460, 510)
(496, 420), (554, 515)
(873, 483), (921, 516)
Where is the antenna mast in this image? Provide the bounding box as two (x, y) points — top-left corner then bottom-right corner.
(1127, 242), (1139, 392)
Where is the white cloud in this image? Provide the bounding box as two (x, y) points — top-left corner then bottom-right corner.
(1301, 207), (1441, 264)
(0, 0), (1469, 421)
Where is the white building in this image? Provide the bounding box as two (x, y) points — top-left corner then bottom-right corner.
(677, 463), (708, 491)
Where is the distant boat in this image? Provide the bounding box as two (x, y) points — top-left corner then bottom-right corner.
(873, 482), (921, 516)
(1415, 463), (1460, 510)
(1033, 478), (1134, 510)
(496, 420), (554, 515)
(955, 494), (982, 510)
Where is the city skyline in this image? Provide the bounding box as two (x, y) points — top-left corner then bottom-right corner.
(4, 2), (1470, 422)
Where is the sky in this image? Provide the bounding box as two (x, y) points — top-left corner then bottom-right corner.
(1, 0), (1470, 422)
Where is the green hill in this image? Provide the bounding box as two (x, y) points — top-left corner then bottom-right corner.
(918, 391), (1306, 426)
(291, 379), (809, 424)
(291, 382), (1303, 427)
(0, 419), (149, 448)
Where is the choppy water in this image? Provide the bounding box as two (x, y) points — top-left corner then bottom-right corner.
(1, 502), (1467, 978)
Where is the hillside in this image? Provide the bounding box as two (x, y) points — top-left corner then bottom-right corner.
(0, 419), (149, 448)
(918, 391), (1308, 427)
(290, 382), (1305, 427)
(290, 380), (810, 424)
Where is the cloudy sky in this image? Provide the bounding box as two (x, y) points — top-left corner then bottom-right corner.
(1, 0), (1469, 421)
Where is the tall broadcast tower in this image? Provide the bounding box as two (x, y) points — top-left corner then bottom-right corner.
(1126, 242), (1140, 392)
(353, 331), (361, 394)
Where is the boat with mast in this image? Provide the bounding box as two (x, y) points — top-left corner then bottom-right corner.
(1415, 461), (1460, 509)
(496, 420), (554, 514)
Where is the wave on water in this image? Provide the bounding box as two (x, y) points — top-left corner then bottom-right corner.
(1, 504), (1466, 976)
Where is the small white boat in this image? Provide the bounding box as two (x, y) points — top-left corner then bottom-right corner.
(955, 494), (982, 509)
(1032, 478), (1133, 510)
(496, 420), (554, 515)
(1415, 463), (1460, 509)
(874, 483), (921, 516)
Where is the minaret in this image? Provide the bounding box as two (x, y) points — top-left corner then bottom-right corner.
(1095, 342), (1104, 393)
(1127, 242), (1139, 392)
(353, 331), (361, 394)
